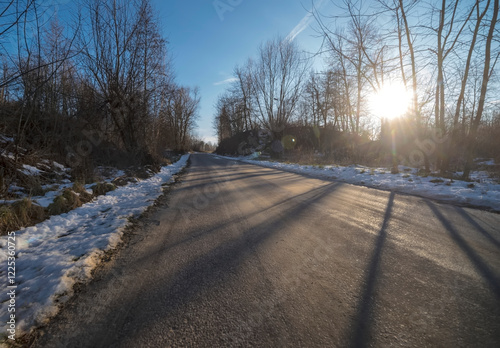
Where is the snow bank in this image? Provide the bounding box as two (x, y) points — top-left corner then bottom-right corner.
(0, 154), (189, 337)
(218, 155), (500, 212)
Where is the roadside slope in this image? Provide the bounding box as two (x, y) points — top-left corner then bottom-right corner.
(0, 155), (190, 341)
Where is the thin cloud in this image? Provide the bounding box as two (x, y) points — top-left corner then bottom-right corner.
(213, 77), (238, 86)
(285, 0), (327, 43)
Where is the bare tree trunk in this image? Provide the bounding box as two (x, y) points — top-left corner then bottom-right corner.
(432, 0), (474, 172)
(399, 0), (429, 171)
(463, 0), (498, 179)
(444, 0), (489, 172)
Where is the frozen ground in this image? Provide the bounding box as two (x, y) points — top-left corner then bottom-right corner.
(216, 154), (500, 212)
(0, 154), (190, 339)
(0, 135), (72, 206)
(0, 158), (124, 209)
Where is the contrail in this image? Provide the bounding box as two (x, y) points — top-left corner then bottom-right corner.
(285, 0), (327, 42)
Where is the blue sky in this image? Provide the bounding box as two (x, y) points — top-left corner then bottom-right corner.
(152, 0), (331, 143)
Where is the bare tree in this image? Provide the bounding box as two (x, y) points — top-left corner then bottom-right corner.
(79, 0), (169, 157)
(394, 0), (419, 126)
(0, 0), (203, 173)
(302, 70), (337, 128)
(233, 60), (255, 131)
(163, 86), (200, 151)
(462, 0), (499, 179)
(251, 36), (309, 134)
(429, 0), (475, 170)
(438, 0), (491, 173)
(314, 0), (389, 134)
(213, 92), (239, 143)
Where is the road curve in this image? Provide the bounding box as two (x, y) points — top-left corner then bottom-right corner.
(31, 154), (500, 347)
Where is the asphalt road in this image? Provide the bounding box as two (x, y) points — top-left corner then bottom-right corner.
(31, 154), (500, 347)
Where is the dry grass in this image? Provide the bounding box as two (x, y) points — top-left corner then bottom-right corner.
(0, 150), (56, 198)
(0, 205), (17, 233)
(46, 195), (68, 216)
(1, 180), (117, 234)
(20, 175), (45, 196)
(0, 198), (46, 235)
(47, 189), (83, 216)
(72, 182), (94, 203)
(91, 182), (116, 196)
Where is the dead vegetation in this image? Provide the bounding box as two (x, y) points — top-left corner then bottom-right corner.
(0, 137), (182, 236)
(0, 133), (181, 236)
(0, 180), (115, 235)
(0, 158), (172, 236)
(90, 183), (116, 197)
(0, 199), (45, 234)
(1, 183), (106, 235)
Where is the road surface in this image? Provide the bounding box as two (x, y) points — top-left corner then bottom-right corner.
(31, 154), (500, 347)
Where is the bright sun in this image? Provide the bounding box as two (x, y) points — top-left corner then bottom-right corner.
(369, 83), (411, 120)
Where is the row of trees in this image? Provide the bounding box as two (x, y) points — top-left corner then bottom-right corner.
(0, 0), (199, 169)
(214, 37), (310, 142)
(214, 0), (499, 178)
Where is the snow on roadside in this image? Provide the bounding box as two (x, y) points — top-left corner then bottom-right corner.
(0, 154), (189, 338)
(33, 183), (74, 208)
(217, 154), (500, 212)
(19, 164), (44, 176)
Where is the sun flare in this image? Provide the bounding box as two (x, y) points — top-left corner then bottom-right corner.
(369, 83), (411, 120)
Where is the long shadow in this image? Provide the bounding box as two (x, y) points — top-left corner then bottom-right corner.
(162, 157), (341, 260)
(171, 176), (311, 215)
(426, 201), (500, 299)
(94, 177), (344, 347)
(454, 206), (500, 249)
(155, 182), (342, 262)
(350, 191), (395, 348)
(191, 154), (340, 190)
(214, 156), (346, 185)
(174, 171), (298, 193)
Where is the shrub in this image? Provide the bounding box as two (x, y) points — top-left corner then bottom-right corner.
(430, 178), (444, 183)
(0, 205), (17, 233)
(62, 189), (82, 210)
(416, 169), (428, 177)
(11, 198), (45, 225)
(91, 182), (116, 196)
(19, 175), (45, 196)
(72, 182), (93, 203)
(0, 199), (46, 235)
(47, 195), (68, 216)
(47, 189), (83, 215)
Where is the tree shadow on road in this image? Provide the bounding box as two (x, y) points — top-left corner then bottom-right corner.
(66, 179), (345, 347)
(426, 201), (500, 299)
(349, 191), (395, 348)
(453, 206), (500, 249)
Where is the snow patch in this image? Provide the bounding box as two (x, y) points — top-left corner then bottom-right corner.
(0, 135), (14, 143)
(19, 164), (44, 176)
(217, 154), (500, 212)
(0, 154), (189, 337)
